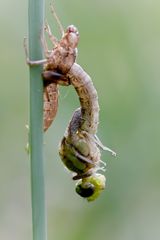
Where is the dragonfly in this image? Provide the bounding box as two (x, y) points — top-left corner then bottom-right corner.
(45, 63), (116, 201)
(25, 4), (116, 201)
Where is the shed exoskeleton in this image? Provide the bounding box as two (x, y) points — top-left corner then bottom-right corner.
(24, 4), (79, 131)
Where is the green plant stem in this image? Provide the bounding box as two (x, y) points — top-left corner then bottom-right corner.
(28, 1), (47, 240)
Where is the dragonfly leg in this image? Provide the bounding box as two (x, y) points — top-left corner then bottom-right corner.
(72, 170), (93, 180)
(73, 149), (95, 166)
(44, 21), (58, 46)
(50, 3), (64, 36)
(40, 33), (52, 58)
(94, 135), (116, 156)
(23, 37), (47, 66)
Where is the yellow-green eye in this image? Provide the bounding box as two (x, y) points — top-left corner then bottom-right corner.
(75, 174), (106, 202)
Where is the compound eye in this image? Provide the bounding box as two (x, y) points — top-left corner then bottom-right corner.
(75, 182), (95, 198)
(75, 174), (106, 201)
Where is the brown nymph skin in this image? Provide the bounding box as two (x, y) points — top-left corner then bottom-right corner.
(43, 25), (79, 131)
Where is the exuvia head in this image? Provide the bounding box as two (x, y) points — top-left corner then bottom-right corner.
(48, 4), (79, 49)
(62, 25), (79, 49)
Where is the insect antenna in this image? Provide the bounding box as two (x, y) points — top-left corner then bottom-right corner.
(50, 3), (64, 36)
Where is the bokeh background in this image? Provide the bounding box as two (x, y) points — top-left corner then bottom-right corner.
(0, 0), (160, 239)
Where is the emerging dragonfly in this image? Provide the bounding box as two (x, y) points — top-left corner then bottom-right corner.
(45, 63), (116, 201)
(25, 4), (116, 201)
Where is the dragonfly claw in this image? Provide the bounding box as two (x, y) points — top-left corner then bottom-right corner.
(94, 135), (116, 156)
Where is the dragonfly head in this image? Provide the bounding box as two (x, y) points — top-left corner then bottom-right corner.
(75, 174), (106, 201)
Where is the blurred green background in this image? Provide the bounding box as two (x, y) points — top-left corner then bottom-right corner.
(0, 0), (160, 239)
